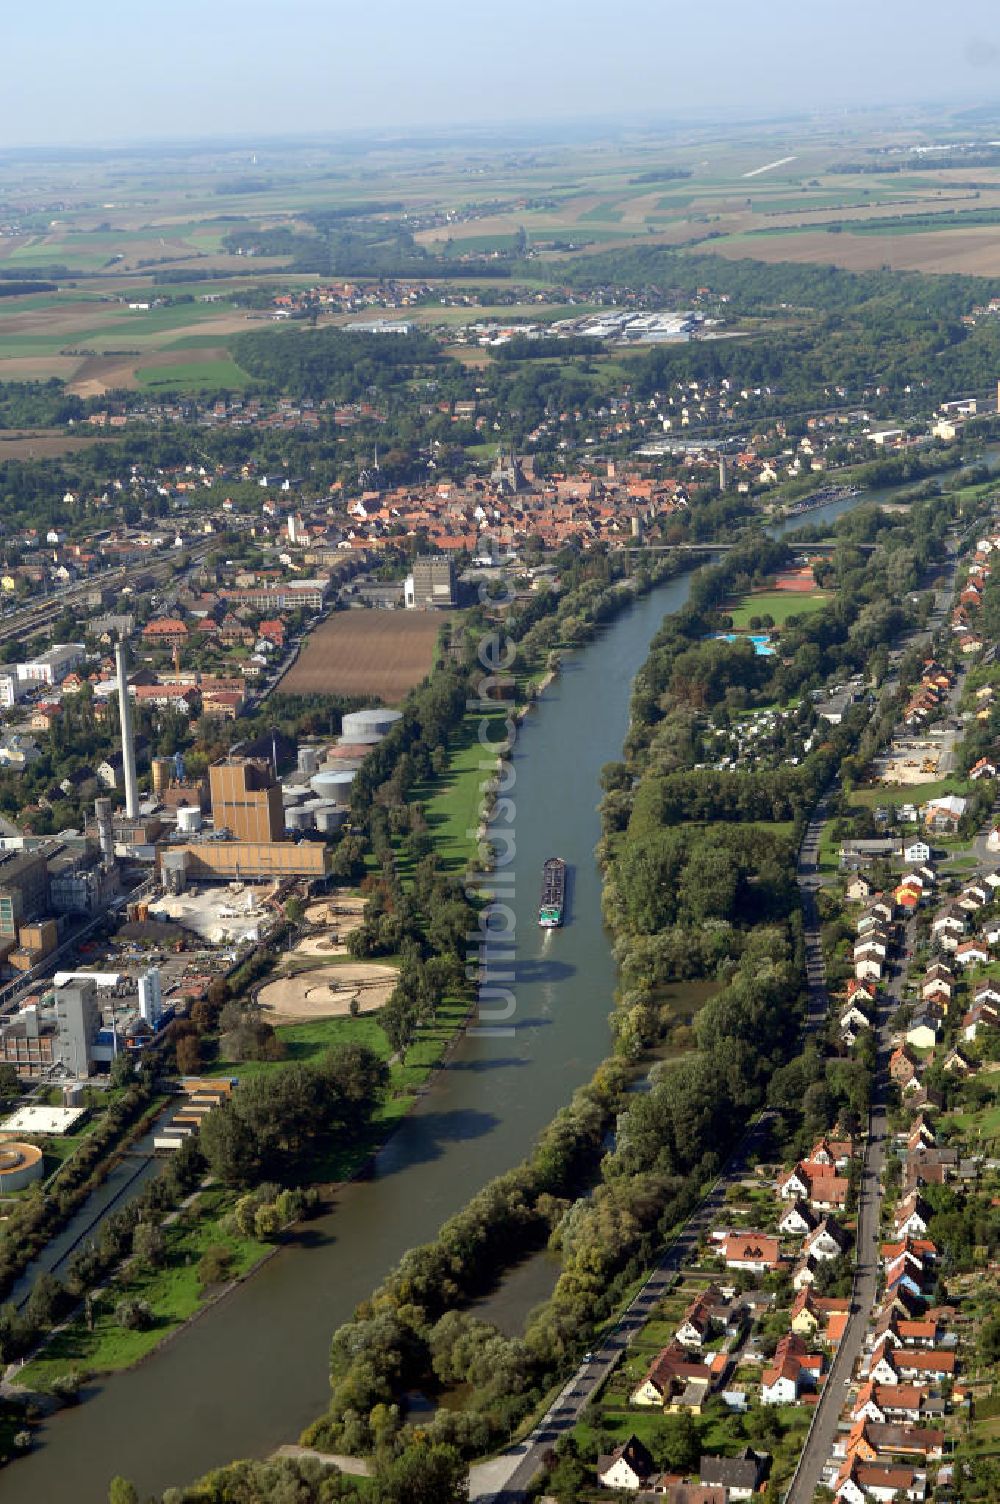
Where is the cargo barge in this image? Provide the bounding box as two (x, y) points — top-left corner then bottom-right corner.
(538, 857), (567, 928)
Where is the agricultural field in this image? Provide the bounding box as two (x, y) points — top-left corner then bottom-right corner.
(276, 611), (444, 703)
(8, 115), (1000, 401)
(707, 223), (1000, 276)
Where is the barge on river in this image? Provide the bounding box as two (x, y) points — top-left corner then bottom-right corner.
(538, 857), (567, 928)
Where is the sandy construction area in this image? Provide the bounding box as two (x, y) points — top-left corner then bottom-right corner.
(304, 896), (366, 927)
(259, 962), (397, 1021)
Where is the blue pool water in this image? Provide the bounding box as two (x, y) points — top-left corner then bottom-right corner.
(710, 632), (776, 656)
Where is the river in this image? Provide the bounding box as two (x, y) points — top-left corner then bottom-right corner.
(8, 500), (871, 1501)
(9, 570), (709, 1502)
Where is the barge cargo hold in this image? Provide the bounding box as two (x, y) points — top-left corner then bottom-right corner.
(538, 857), (566, 928)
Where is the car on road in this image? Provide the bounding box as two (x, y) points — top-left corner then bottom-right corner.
(583, 1351), (594, 1363)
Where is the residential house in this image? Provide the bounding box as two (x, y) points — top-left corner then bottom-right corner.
(676, 1285), (723, 1349)
(890, 1048), (918, 1092)
(779, 1201), (818, 1237)
(905, 1010), (941, 1050)
(760, 1333), (822, 1405)
(921, 965), (953, 1005)
(845, 1419), (944, 1463)
(853, 1382), (925, 1425)
(629, 1343), (723, 1410)
(835, 1458), (926, 1504)
(722, 1233), (781, 1273)
(803, 1218), (851, 1263)
(698, 1449), (769, 1501)
(597, 1435), (655, 1491)
(894, 1194), (931, 1240)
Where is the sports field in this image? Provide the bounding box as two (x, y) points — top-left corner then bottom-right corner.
(277, 611), (443, 702)
(727, 590), (831, 628)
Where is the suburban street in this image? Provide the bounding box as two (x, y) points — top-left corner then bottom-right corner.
(469, 1111), (777, 1503)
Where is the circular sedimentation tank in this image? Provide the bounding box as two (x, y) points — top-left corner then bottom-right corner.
(0, 1141), (43, 1191)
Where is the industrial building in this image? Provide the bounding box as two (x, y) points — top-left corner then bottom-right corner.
(209, 756), (285, 844)
(54, 980), (101, 1077)
(48, 847), (120, 917)
(0, 848), (50, 943)
(161, 839), (329, 884)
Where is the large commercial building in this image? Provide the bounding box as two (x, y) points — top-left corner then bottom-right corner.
(16, 643), (86, 687)
(405, 555), (455, 609)
(221, 579), (329, 612)
(209, 757), (285, 844)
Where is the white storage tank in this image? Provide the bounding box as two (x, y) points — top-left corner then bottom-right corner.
(297, 746), (320, 778)
(341, 708), (402, 742)
(309, 768), (356, 806)
(177, 805), (202, 834)
(285, 806), (315, 833)
(314, 804), (347, 834)
(0, 1143), (43, 1192)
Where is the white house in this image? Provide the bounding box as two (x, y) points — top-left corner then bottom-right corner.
(596, 1437), (654, 1491)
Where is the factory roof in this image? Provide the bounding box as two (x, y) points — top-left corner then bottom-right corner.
(0, 1105), (87, 1136)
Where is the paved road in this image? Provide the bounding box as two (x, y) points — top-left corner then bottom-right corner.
(469, 1111), (777, 1502)
(784, 904), (910, 1503)
(784, 542), (964, 1499)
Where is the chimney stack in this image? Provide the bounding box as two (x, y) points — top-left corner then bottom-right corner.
(95, 797), (115, 867)
(115, 640), (140, 820)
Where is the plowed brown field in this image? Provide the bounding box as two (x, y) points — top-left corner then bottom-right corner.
(277, 611), (443, 703)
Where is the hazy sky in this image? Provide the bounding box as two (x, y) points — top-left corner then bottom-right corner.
(4, 0), (1000, 147)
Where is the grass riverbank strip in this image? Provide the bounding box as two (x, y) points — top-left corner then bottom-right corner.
(16, 1188), (270, 1391)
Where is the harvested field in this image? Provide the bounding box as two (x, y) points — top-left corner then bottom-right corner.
(69, 344), (241, 397)
(259, 963), (397, 1022)
(0, 429), (112, 459)
(277, 611), (443, 703)
(706, 225), (1000, 276)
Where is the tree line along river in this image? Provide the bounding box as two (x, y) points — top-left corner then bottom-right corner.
(6, 493), (865, 1503)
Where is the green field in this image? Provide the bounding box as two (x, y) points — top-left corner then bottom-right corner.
(849, 775), (970, 809)
(727, 590), (832, 628)
(136, 357), (251, 391)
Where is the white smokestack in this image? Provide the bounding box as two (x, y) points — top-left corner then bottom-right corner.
(115, 640), (140, 820)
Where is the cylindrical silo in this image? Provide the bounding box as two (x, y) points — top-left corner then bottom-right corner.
(151, 756), (174, 795)
(313, 804), (347, 834)
(341, 708), (403, 742)
(309, 768), (356, 807)
(297, 746), (320, 778)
